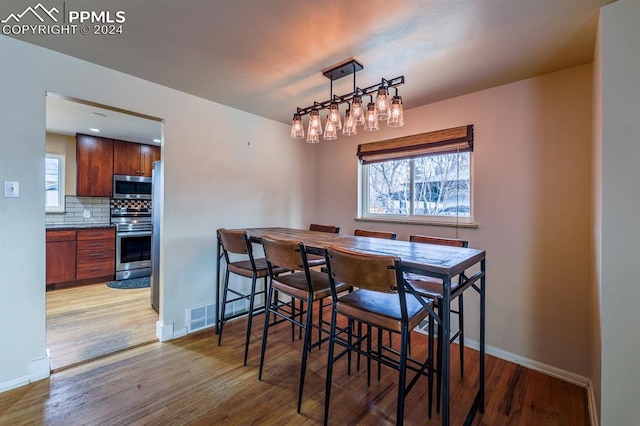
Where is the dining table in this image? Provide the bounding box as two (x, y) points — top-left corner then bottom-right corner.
(215, 227), (486, 426)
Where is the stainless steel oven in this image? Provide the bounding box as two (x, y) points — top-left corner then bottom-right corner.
(112, 207), (152, 280)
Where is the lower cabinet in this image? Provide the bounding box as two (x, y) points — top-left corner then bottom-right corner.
(76, 228), (116, 280)
(46, 227), (115, 288)
(46, 230), (76, 284)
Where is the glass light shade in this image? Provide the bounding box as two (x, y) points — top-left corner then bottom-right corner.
(364, 102), (379, 131)
(351, 95), (365, 126)
(375, 87), (389, 120)
(308, 109), (322, 135)
(387, 96), (404, 127)
(343, 109), (357, 136)
(306, 131), (320, 143)
(328, 102), (342, 129)
(290, 114), (304, 139)
(324, 114), (338, 140)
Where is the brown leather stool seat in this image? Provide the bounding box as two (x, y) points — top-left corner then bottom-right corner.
(323, 245), (433, 425)
(216, 228), (286, 366)
(258, 236), (350, 413)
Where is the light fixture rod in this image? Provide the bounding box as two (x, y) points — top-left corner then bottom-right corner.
(295, 75), (404, 117)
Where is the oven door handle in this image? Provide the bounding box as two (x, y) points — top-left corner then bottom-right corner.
(118, 231), (152, 237)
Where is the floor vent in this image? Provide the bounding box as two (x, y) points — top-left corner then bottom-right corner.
(187, 303), (216, 333)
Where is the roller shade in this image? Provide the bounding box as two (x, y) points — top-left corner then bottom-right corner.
(357, 124), (474, 164)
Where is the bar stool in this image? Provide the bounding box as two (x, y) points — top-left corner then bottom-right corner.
(309, 223), (341, 234)
(323, 245), (432, 425)
(405, 234), (469, 414)
(354, 229), (397, 348)
(305, 224), (341, 341)
(216, 228), (286, 365)
(306, 223), (340, 267)
(354, 228), (397, 240)
(259, 236), (350, 413)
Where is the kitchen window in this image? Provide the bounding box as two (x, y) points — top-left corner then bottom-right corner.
(46, 153), (65, 213)
(358, 125), (474, 224)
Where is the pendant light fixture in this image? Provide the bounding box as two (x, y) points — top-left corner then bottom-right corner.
(343, 108), (357, 135)
(351, 95), (365, 126)
(291, 113), (304, 139)
(364, 96), (379, 132)
(290, 59), (405, 143)
(328, 102), (342, 130)
(324, 112), (338, 140)
(375, 87), (389, 121)
(306, 109), (322, 143)
(387, 89), (404, 127)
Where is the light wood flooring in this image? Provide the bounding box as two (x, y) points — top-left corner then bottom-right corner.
(46, 282), (158, 371)
(3, 308), (589, 425)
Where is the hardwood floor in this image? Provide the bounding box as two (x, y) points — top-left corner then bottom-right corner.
(2, 311), (589, 425)
(46, 282), (158, 371)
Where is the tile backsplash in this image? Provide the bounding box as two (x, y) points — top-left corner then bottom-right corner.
(46, 196), (110, 226)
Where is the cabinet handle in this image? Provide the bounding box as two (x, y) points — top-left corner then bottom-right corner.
(89, 243), (102, 247)
(89, 252), (104, 257)
(89, 266), (103, 271)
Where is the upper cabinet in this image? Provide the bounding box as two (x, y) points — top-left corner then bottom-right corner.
(76, 134), (114, 197)
(114, 140), (160, 177)
(139, 144), (161, 176)
(76, 135), (160, 197)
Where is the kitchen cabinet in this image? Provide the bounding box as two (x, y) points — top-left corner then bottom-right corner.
(113, 140), (160, 177)
(76, 134), (114, 197)
(76, 228), (115, 280)
(46, 230), (76, 285)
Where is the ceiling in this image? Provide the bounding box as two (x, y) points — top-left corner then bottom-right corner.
(46, 95), (162, 144)
(4, 0), (614, 132)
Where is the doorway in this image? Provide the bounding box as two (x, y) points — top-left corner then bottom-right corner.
(45, 93), (163, 371)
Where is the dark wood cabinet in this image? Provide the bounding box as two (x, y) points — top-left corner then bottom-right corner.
(114, 140), (160, 177)
(46, 230), (77, 285)
(76, 134), (114, 197)
(139, 144), (161, 176)
(46, 227), (115, 288)
(76, 228), (115, 280)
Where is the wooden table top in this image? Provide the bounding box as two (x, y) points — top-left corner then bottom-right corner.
(242, 227), (485, 278)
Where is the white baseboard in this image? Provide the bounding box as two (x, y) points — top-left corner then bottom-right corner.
(156, 321), (188, 341)
(156, 320), (173, 342)
(464, 338), (590, 387)
(0, 375), (29, 393)
(0, 350), (51, 394)
(173, 327), (187, 339)
(465, 339), (597, 424)
(29, 349), (51, 382)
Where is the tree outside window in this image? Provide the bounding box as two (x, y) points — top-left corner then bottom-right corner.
(364, 152), (471, 220)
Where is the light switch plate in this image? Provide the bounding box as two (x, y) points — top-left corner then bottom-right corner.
(4, 181), (19, 198)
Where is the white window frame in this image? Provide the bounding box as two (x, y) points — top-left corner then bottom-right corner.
(359, 152), (474, 225)
(46, 153), (66, 213)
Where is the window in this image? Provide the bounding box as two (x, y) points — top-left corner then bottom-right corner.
(46, 153), (65, 213)
(358, 125), (473, 223)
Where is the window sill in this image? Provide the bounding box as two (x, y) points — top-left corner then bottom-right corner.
(355, 216), (478, 229)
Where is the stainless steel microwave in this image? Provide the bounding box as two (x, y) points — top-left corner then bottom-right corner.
(113, 174), (152, 199)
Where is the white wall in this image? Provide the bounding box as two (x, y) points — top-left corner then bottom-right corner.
(316, 65), (593, 379)
(597, 0), (640, 423)
(0, 35), (316, 390)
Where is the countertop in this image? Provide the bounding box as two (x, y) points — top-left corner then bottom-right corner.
(46, 223), (115, 230)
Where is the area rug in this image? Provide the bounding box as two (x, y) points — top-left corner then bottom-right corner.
(106, 277), (150, 289)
